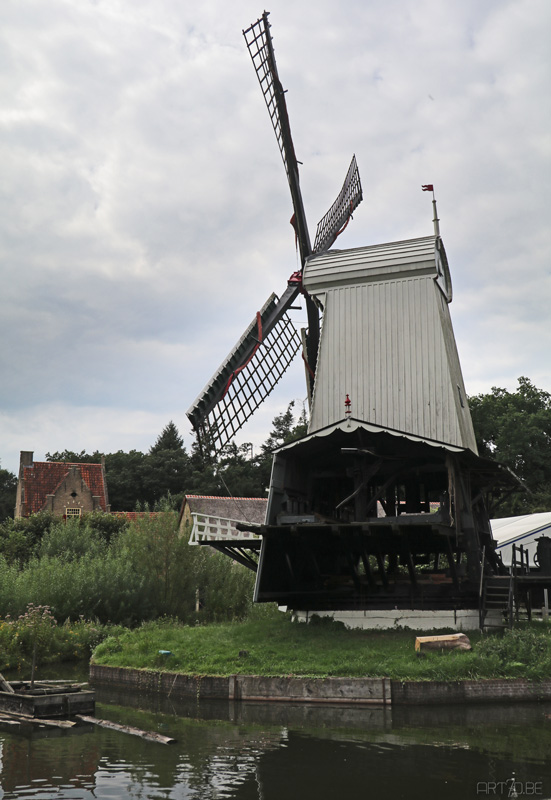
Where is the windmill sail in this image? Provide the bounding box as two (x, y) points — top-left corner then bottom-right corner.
(188, 15), (364, 454)
(187, 286), (302, 452)
(243, 12), (311, 264)
(313, 155), (363, 253)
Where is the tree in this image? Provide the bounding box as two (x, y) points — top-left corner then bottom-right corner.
(0, 464), (17, 522)
(469, 377), (551, 516)
(255, 402), (308, 490)
(149, 421), (184, 454)
(141, 422), (191, 508)
(45, 449), (104, 463)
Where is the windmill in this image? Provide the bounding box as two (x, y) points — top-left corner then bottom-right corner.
(187, 11), (362, 454)
(187, 13), (519, 628)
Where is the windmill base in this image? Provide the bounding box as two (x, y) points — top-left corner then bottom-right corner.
(288, 608), (501, 631)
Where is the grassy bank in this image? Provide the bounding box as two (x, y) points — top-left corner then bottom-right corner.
(91, 611), (551, 682)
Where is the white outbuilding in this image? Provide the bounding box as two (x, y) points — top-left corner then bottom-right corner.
(491, 512), (551, 568)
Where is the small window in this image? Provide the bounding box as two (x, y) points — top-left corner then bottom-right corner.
(66, 508), (81, 518)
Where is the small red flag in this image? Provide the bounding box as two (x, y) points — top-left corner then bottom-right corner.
(422, 184), (434, 192)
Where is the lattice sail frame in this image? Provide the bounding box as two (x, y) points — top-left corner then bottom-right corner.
(187, 15), (365, 454)
(243, 12), (300, 190)
(313, 155), (363, 253)
(187, 293), (302, 453)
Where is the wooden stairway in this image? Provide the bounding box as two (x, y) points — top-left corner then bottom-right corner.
(479, 575), (514, 630)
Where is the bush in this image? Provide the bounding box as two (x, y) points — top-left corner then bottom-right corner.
(0, 603), (109, 673)
(0, 512), (56, 565)
(0, 510), (256, 627)
(476, 626), (551, 679)
(38, 519), (108, 561)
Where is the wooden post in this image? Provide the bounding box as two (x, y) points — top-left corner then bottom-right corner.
(30, 640), (38, 689)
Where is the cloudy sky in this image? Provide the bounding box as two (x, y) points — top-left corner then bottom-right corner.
(1, 0), (549, 476)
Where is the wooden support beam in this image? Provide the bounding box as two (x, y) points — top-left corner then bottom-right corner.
(445, 536), (460, 589)
(360, 546), (375, 590)
(376, 552), (389, 589)
(402, 538), (417, 587)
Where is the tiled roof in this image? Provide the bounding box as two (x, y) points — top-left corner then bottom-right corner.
(111, 511), (159, 520)
(180, 495), (268, 526)
(22, 462), (108, 514)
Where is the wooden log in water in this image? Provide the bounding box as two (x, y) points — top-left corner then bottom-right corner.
(0, 710), (76, 729)
(76, 715), (175, 744)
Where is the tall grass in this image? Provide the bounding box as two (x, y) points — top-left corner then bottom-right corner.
(0, 512), (255, 626)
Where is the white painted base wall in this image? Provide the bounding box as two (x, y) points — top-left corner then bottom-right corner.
(289, 608), (502, 631)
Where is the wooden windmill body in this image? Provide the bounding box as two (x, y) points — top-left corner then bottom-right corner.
(187, 13), (516, 622)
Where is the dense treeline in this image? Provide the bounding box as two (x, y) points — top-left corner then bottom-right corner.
(469, 377), (551, 516)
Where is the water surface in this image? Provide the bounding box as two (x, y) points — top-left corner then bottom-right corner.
(1, 682), (550, 799)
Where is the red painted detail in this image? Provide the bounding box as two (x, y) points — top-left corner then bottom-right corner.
(345, 394), (352, 415)
(222, 311), (263, 399)
(302, 351), (315, 379)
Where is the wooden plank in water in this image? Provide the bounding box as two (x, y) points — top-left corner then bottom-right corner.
(76, 715), (175, 745)
(0, 711), (76, 729)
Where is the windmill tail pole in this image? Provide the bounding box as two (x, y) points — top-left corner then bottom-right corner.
(422, 184), (440, 237)
(432, 195), (440, 237)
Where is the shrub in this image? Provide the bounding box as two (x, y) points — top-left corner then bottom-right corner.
(0, 512), (56, 565)
(38, 518), (108, 561)
(476, 626), (551, 679)
(0, 603), (110, 673)
(0, 510), (256, 627)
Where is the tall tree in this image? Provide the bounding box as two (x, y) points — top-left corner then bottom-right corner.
(143, 422), (190, 507)
(255, 402), (308, 491)
(104, 450), (147, 511)
(469, 377), (551, 516)
(150, 421), (184, 453)
(0, 464), (17, 522)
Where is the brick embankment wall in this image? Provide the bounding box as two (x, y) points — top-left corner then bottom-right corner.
(390, 678), (551, 705)
(90, 665), (391, 705)
(90, 665), (551, 706)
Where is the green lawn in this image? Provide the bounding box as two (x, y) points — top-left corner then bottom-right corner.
(91, 611), (551, 681)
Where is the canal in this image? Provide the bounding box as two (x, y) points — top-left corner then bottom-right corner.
(1, 679), (551, 799)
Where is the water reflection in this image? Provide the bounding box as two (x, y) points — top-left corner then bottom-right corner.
(1, 683), (551, 799)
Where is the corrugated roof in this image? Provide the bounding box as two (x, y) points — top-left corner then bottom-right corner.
(304, 236), (452, 298)
(303, 236), (476, 451)
(22, 462), (108, 514)
(491, 512), (551, 545)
